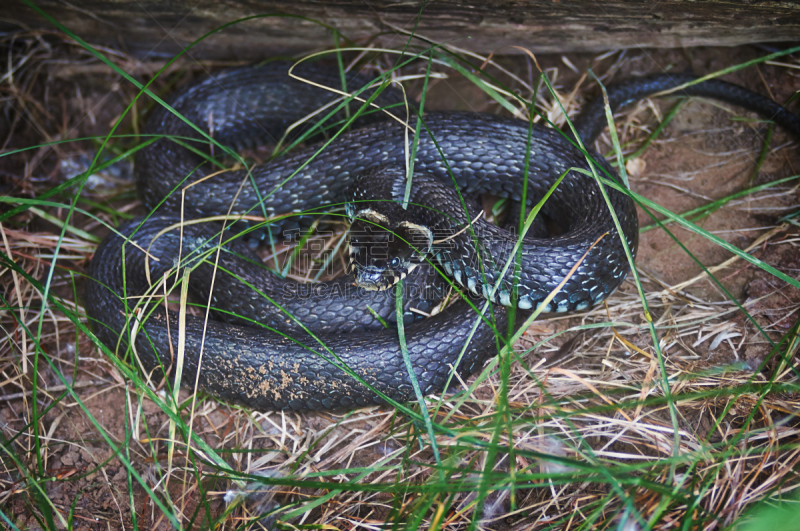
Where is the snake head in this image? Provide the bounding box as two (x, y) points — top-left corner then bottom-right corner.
(347, 210), (433, 291)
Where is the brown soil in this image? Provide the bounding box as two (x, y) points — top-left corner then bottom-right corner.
(1, 33), (799, 529)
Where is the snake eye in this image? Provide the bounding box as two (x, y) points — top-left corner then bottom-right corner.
(389, 257), (401, 269)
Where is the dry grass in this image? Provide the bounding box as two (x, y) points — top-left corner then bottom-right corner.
(1, 25), (799, 531)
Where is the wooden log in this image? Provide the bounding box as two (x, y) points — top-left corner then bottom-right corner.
(8, 0), (800, 59)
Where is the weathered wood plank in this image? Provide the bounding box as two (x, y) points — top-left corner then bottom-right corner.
(8, 0), (800, 58)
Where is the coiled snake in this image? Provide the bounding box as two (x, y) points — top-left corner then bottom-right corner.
(85, 62), (800, 410)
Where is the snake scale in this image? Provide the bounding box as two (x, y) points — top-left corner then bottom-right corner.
(85, 61), (800, 410)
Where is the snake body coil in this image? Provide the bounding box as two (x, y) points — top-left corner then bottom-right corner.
(85, 62), (799, 410)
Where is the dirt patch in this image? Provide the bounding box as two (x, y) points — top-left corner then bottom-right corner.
(739, 234), (800, 370)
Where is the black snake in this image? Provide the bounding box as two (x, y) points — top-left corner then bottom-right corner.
(85, 62), (800, 410)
